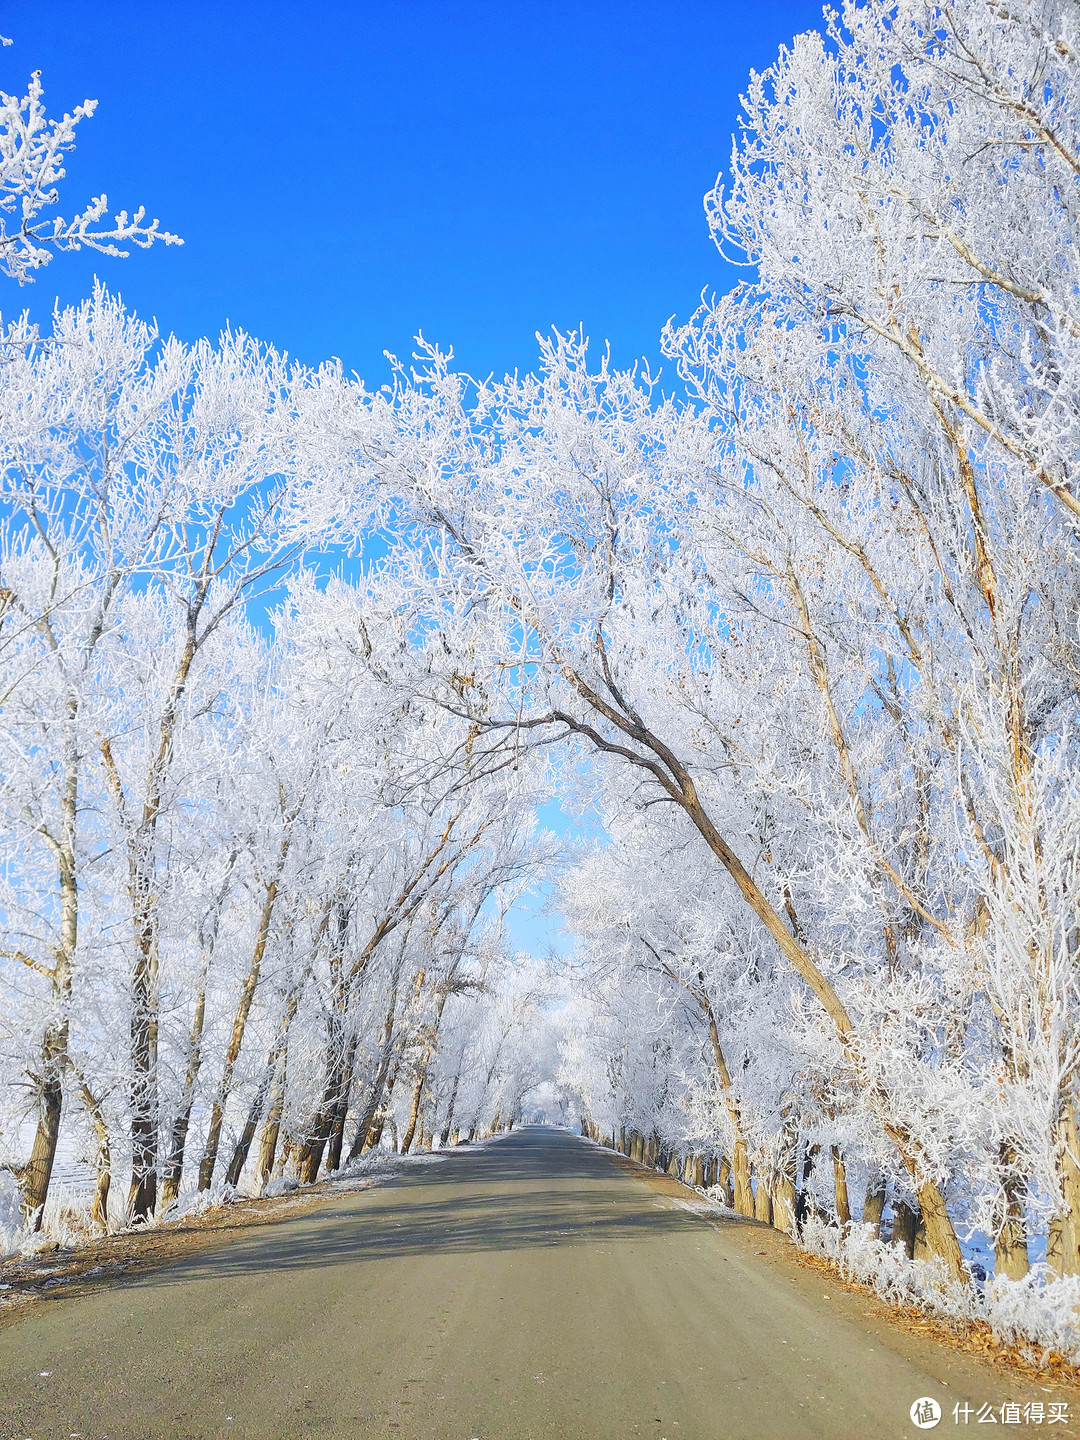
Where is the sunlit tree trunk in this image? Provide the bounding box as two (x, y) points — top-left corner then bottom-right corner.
(991, 1140), (1030, 1280)
(863, 1173), (886, 1238)
(227, 978), (305, 1191)
(160, 855), (236, 1212)
(771, 1122), (798, 1236)
(198, 832), (292, 1191)
(832, 1146), (851, 1227)
(1049, 1100), (1080, 1276)
(753, 1168), (773, 1225)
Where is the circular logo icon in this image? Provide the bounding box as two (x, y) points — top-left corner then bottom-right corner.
(910, 1397), (942, 1429)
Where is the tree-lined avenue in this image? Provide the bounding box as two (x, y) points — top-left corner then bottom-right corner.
(1, 1128), (1067, 1440)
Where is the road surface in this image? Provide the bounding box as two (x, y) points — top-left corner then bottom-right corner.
(0, 1127), (1072, 1439)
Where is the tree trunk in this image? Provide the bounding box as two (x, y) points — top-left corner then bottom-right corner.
(255, 1052), (288, 1192)
(298, 1106), (334, 1184)
(692, 984), (753, 1215)
(225, 1068), (273, 1190)
(772, 1131), (798, 1236)
(326, 1032), (360, 1174)
(365, 1046), (405, 1155)
(108, 617), (209, 1222)
(348, 976), (401, 1162)
(350, 1061), (392, 1161)
(993, 1140), (1030, 1280)
(863, 1172), (886, 1237)
(438, 1065), (463, 1147)
(911, 1175), (964, 1277)
(401, 1067), (427, 1155)
(198, 858), (286, 1191)
(1049, 1099), (1080, 1275)
(21, 1025), (65, 1231)
(731, 1132), (753, 1216)
(22, 737), (80, 1229)
(127, 952), (158, 1223)
(832, 1146), (851, 1227)
(159, 855), (236, 1212)
(159, 976), (208, 1212)
(892, 1200), (918, 1259)
(754, 1170), (773, 1225)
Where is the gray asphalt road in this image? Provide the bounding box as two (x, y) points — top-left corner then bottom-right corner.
(0, 1127), (1072, 1440)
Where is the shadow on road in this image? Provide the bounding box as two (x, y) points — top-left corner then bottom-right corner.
(128, 1128), (704, 1287)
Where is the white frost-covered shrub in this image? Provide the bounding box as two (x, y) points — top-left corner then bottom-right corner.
(985, 1269), (1080, 1365)
(0, 1169), (23, 1256)
(800, 1218), (1080, 1364)
(801, 1218), (974, 1322)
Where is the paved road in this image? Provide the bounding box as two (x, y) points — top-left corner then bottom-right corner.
(0, 1127), (1071, 1439)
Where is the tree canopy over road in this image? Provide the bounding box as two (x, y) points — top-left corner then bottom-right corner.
(2, 0), (1080, 1364)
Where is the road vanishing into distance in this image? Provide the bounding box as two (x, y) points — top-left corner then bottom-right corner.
(1, 1127), (1073, 1440)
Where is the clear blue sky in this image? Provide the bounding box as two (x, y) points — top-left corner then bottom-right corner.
(6, 1), (825, 387)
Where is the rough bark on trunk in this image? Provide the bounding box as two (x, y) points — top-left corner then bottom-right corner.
(1049, 1100), (1080, 1275)
(993, 1140), (1030, 1280)
(911, 1175), (963, 1276)
(366, 1044), (406, 1155)
(255, 1052), (288, 1192)
(104, 620), (204, 1223)
(718, 1157), (733, 1206)
(159, 976), (207, 1212)
(297, 1103), (334, 1184)
(22, 1026), (65, 1230)
(348, 969), (403, 1162)
(350, 1060), (392, 1161)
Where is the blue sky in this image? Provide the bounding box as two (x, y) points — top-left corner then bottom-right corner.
(6, 1), (824, 387)
(3, 0), (826, 953)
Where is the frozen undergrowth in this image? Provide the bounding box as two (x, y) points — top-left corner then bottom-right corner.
(0, 1142), (467, 1261)
(800, 1216), (1080, 1366)
(0, 1169), (100, 1258)
(0, 1169), (25, 1256)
